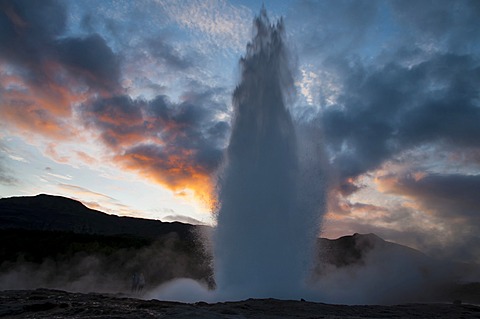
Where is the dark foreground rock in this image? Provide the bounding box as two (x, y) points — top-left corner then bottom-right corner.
(1, 289), (479, 318)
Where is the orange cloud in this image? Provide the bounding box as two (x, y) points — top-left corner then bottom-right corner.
(374, 174), (399, 193)
(44, 143), (70, 164)
(0, 62), (89, 141)
(75, 151), (98, 165)
(115, 146), (216, 210)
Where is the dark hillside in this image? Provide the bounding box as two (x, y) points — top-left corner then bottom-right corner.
(0, 228), (214, 292)
(0, 195), (214, 292)
(0, 194), (199, 240)
(317, 233), (427, 268)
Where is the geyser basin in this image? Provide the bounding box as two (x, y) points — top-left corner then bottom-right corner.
(213, 8), (324, 300)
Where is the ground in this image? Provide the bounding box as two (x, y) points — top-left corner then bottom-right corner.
(0, 289), (479, 318)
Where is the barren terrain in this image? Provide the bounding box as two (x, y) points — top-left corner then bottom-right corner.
(1, 289), (480, 318)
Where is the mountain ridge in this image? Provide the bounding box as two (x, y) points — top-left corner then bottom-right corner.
(0, 194), (423, 255)
(0, 194), (198, 240)
(1, 194), (431, 268)
(0, 194), (428, 252)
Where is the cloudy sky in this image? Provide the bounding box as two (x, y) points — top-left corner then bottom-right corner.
(1, 0), (479, 262)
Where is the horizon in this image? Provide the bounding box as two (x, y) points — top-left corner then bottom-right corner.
(1, 0), (480, 264)
(0, 192), (394, 243)
(0, 192), (467, 255)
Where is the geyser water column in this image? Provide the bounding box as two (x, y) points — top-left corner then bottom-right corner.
(214, 9), (323, 299)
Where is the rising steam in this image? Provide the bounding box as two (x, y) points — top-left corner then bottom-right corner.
(213, 8), (325, 300)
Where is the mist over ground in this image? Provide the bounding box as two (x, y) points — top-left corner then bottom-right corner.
(150, 231), (480, 305)
(0, 229), (213, 296)
(0, 218), (479, 305)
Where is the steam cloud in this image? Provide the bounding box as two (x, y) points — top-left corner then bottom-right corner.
(0, 235), (208, 295)
(212, 8), (325, 300)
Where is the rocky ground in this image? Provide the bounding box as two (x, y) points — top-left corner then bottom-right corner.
(0, 289), (479, 318)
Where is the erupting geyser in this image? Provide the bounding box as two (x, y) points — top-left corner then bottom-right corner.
(213, 8), (325, 300)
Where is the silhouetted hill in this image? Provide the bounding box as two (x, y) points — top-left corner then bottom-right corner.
(0, 195), (214, 292)
(0, 194), (198, 240)
(315, 233), (480, 304)
(317, 232), (427, 268)
(0, 194), (451, 271)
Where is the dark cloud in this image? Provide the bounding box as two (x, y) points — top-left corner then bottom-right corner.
(145, 91), (229, 173)
(325, 194), (480, 262)
(0, 0), (123, 143)
(90, 96), (144, 124)
(321, 53), (480, 180)
(391, 0), (480, 52)
(332, 177), (365, 197)
(55, 34), (120, 91)
(82, 95), (146, 148)
(0, 0), (66, 63)
(0, 0), (120, 92)
(384, 173), (480, 221)
(145, 38), (193, 70)
(143, 93), (227, 173)
(375, 172), (480, 261)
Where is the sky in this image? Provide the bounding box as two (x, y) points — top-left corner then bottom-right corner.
(1, 0), (480, 262)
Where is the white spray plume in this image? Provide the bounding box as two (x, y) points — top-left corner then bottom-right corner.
(212, 7), (325, 301)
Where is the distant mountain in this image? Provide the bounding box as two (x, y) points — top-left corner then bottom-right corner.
(0, 194), (432, 265)
(0, 194), (214, 292)
(0, 194), (431, 271)
(1, 194), (431, 269)
(317, 232), (427, 268)
(0, 194), (199, 240)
